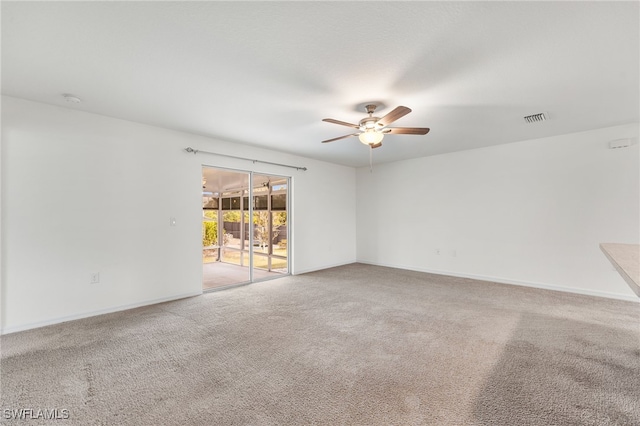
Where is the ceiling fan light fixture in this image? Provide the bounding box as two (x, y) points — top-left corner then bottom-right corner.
(359, 129), (384, 145)
(321, 104), (428, 147)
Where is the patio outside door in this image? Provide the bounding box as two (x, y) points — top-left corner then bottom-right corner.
(202, 167), (289, 290)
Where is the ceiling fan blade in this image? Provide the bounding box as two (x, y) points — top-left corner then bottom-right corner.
(377, 106), (411, 127)
(371, 142), (383, 149)
(321, 133), (359, 143)
(384, 127), (430, 135)
(322, 118), (359, 128)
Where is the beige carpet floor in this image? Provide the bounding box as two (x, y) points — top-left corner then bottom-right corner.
(1, 263), (639, 425)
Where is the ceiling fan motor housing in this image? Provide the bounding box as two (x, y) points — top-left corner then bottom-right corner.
(360, 104), (383, 131)
(359, 116), (382, 131)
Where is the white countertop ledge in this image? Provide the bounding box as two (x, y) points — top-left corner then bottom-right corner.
(600, 243), (640, 298)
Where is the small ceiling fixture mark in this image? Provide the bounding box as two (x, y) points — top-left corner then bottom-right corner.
(524, 112), (547, 124)
(62, 94), (82, 104)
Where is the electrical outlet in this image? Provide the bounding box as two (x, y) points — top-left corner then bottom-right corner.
(435, 248), (441, 255)
(91, 273), (100, 284)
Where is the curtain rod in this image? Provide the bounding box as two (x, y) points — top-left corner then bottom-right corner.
(185, 147), (307, 171)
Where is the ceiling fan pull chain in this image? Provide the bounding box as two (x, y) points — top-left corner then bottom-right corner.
(369, 146), (373, 173)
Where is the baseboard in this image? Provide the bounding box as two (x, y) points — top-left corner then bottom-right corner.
(293, 260), (357, 276)
(356, 260), (640, 303)
(1, 290), (203, 335)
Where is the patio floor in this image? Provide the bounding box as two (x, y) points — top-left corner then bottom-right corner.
(203, 261), (285, 290)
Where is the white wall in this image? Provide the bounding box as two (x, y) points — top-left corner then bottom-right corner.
(1, 96), (357, 333)
(3, 95), (637, 333)
(357, 124), (640, 301)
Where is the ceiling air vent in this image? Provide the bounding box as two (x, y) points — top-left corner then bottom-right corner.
(524, 112), (547, 124)
(609, 139), (631, 149)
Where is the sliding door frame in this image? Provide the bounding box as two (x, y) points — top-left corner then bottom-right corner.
(201, 164), (291, 289)
(251, 171), (290, 275)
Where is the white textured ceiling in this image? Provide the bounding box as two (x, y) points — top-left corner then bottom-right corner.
(2, 1), (638, 167)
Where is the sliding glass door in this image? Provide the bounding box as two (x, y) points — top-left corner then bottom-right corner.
(251, 174), (288, 276)
(201, 167), (289, 291)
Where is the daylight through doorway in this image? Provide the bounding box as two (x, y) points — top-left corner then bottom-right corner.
(202, 166), (289, 290)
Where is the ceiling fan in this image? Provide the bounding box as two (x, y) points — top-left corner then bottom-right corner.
(322, 104), (430, 148)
